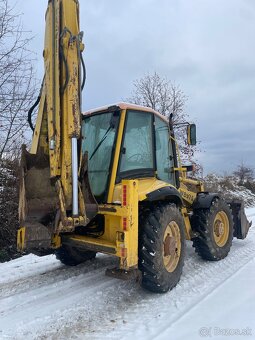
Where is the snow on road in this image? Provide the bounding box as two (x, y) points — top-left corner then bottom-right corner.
(0, 208), (255, 340)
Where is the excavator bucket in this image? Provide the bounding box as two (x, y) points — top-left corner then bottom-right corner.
(229, 199), (252, 239)
(18, 145), (58, 253)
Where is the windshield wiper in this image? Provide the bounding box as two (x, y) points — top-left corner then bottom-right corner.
(89, 125), (112, 160)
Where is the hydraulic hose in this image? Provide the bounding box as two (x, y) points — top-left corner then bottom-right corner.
(28, 96), (40, 132)
(80, 50), (86, 91)
(27, 79), (44, 132)
(60, 43), (70, 94)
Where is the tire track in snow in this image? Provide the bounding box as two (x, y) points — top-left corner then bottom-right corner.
(0, 259), (123, 339)
(110, 228), (255, 340)
(155, 254), (255, 340)
(0, 254), (117, 300)
(35, 231), (255, 340)
(0, 218), (254, 339)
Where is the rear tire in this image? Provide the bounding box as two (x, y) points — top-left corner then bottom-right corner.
(191, 198), (233, 261)
(55, 245), (96, 266)
(139, 203), (186, 293)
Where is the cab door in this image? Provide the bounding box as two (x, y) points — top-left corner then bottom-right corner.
(117, 110), (155, 182)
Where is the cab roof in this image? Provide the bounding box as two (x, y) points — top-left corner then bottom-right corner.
(83, 102), (168, 122)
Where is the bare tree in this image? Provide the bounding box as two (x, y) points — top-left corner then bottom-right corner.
(0, 157), (20, 261)
(127, 72), (198, 164)
(0, 0), (36, 159)
(0, 0), (36, 260)
(233, 163), (254, 185)
(127, 72), (187, 121)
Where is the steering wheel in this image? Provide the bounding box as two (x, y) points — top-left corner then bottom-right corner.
(127, 153), (143, 163)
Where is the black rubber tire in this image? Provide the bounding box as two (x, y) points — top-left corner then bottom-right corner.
(191, 198), (233, 261)
(139, 203), (186, 293)
(55, 245), (96, 266)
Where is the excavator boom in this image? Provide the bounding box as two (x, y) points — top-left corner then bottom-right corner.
(18, 0), (96, 253)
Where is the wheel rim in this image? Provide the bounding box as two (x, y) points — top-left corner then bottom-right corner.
(213, 211), (229, 247)
(163, 221), (181, 273)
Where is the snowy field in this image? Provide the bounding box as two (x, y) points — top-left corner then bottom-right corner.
(0, 208), (255, 340)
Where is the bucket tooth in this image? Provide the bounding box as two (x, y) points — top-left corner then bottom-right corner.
(17, 223), (52, 255)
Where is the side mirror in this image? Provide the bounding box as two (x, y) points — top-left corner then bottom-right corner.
(187, 124), (196, 146)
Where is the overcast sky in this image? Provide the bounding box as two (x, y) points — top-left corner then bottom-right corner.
(12, 0), (255, 175)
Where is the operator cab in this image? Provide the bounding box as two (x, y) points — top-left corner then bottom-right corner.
(82, 103), (177, 203)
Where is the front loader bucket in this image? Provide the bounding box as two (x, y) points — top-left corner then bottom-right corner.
(18, 145), (58, 252)
(229, 199), (252, 239)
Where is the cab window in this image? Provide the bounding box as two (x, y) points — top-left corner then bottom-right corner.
(82, 111), (119, 201)
(155, 115), (175, 185)
(119, 110), (154, 174)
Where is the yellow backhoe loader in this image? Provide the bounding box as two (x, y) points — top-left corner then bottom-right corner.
(17, 0), (251, 293)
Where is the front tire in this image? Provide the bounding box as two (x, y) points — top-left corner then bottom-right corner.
(191, 198), (233, 261)
(139, 203), (186, 293)
(55, 245), (96, 266)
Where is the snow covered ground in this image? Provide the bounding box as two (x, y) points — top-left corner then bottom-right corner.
(0, 208), (255, 340)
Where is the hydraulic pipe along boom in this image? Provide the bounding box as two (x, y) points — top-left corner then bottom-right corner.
(72, 137), (79, 217)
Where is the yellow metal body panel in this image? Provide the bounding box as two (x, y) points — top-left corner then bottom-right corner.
(51, 234), (62, 249)
(59, 0), (83, 208)
(68, 234), (116, 253)
(118, 180), (139, 268)
(44, 0), (61, 177)
(179, 176), (205, 206)
(107, 109), (126, 203)
(30, 0), (83, 206)
(62, 175), (198, 268)
(112, 177), (173, 203)
(17, 227), (26, 252)
(181, 208), (192, 240)
(64, 180), (139, 270)
(179, 185), (197, 206)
